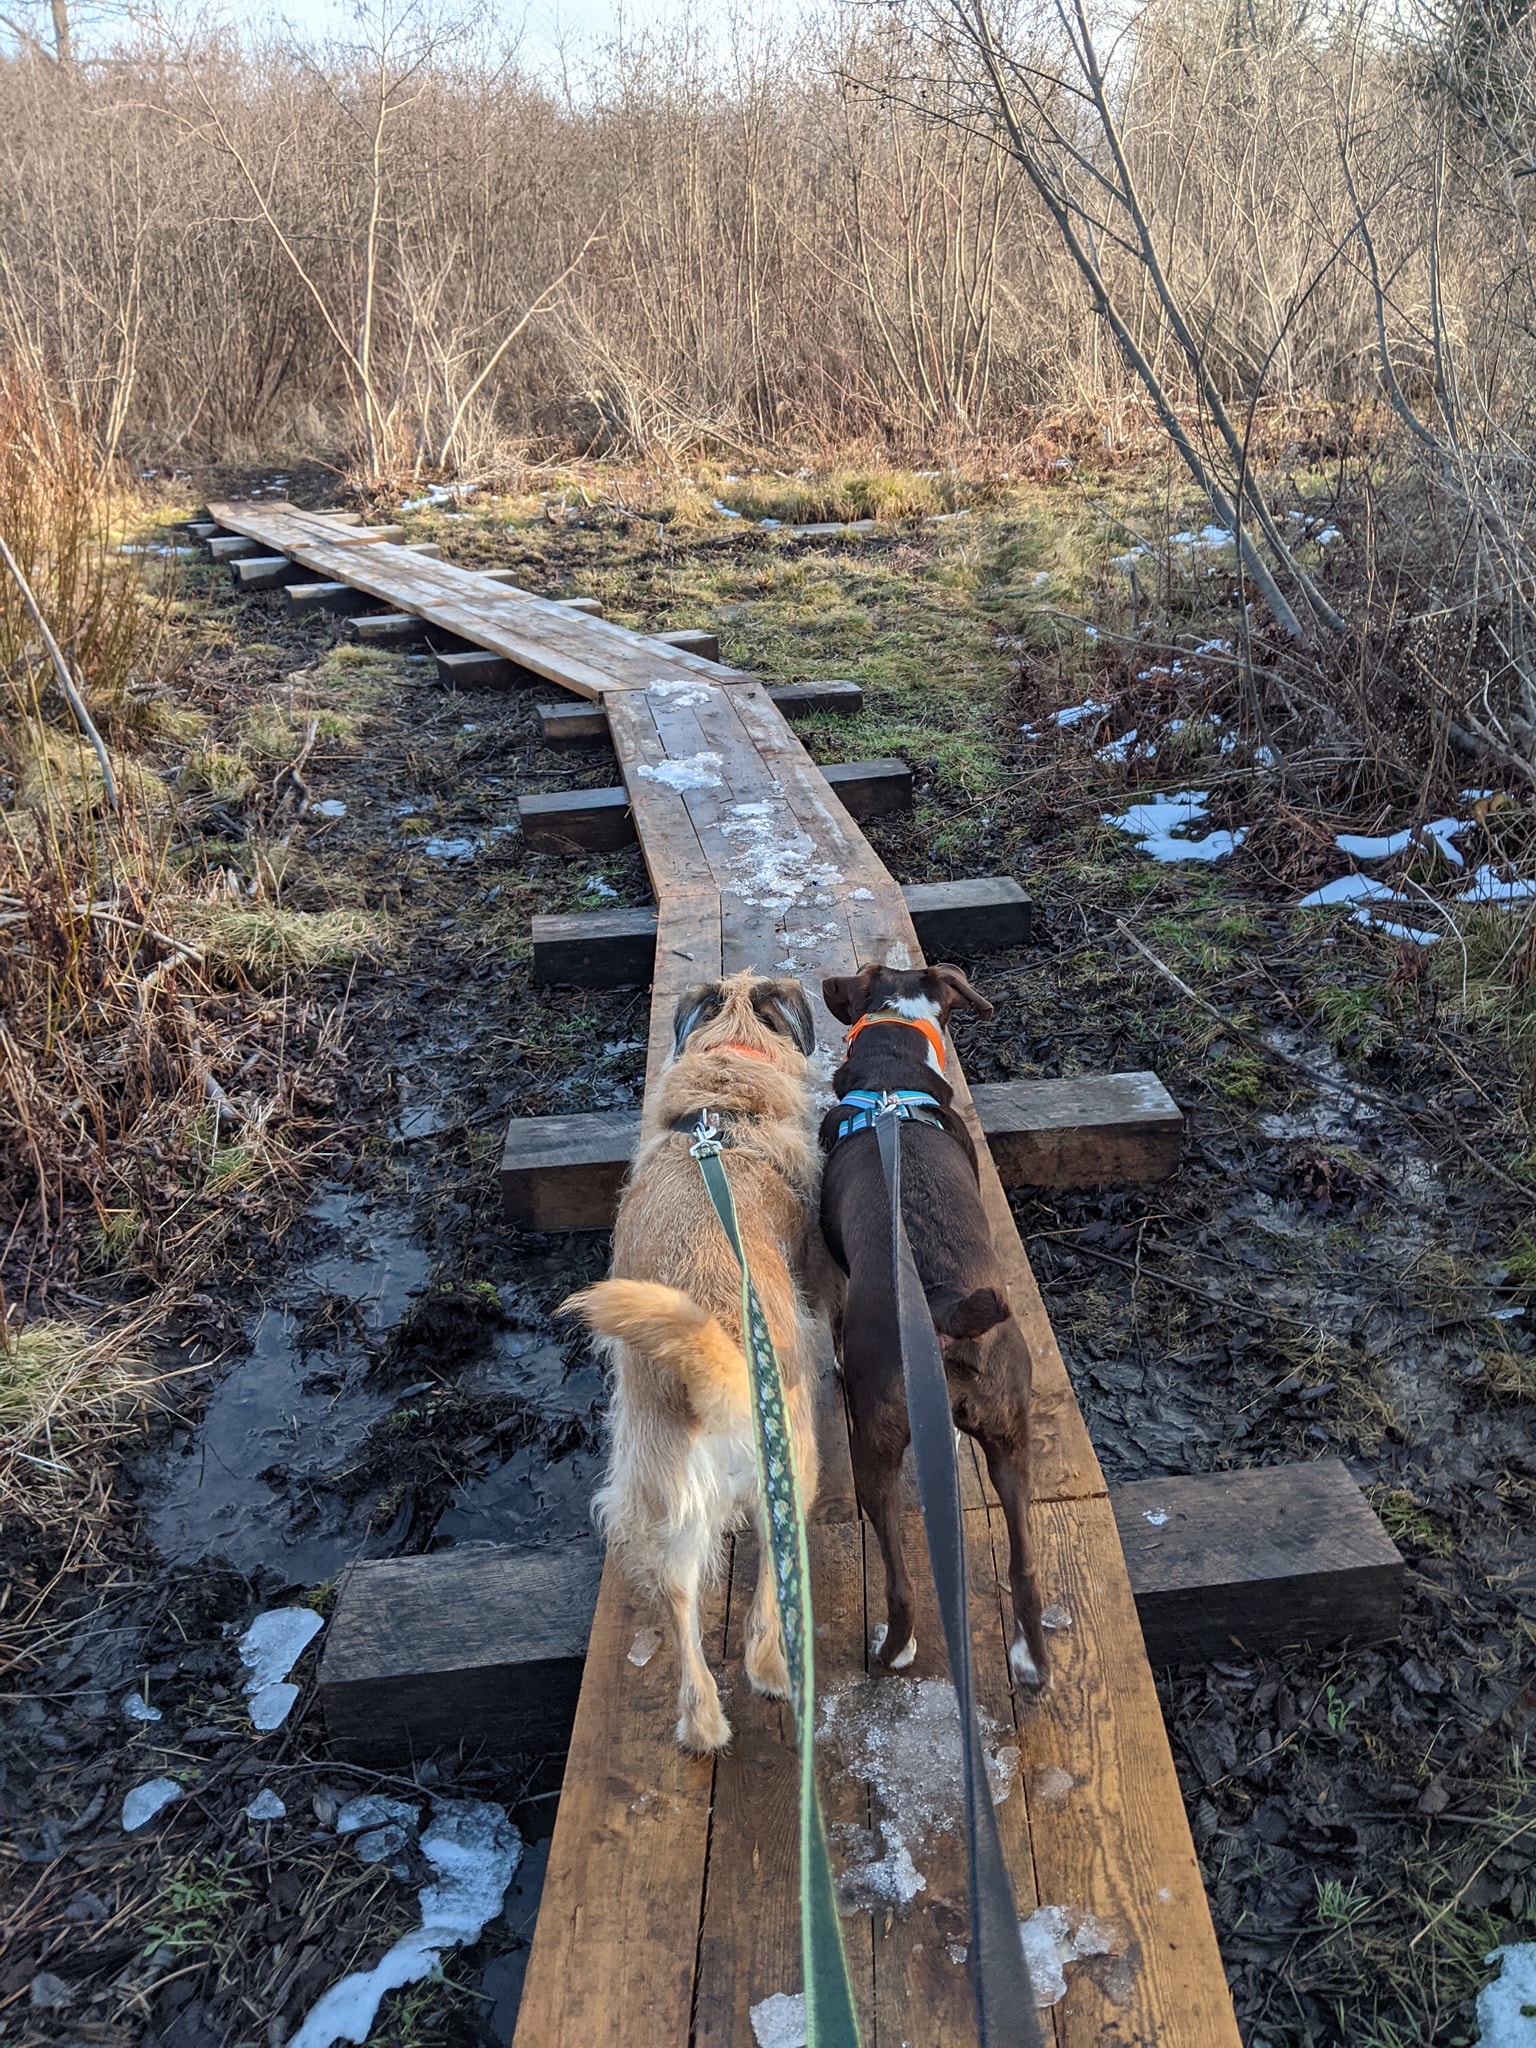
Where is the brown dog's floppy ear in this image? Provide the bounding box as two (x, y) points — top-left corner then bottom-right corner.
(930, 964), (994, 1020)
(672, 982), (723, 1056)
(752, 978), (816, 1056)
(821, 963), (881, 1025)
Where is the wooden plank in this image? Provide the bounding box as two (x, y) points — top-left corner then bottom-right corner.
(533, 878), (1032, 987)
(769, 679), (863, 718)
(285, 580), (380, 617)
(1002, 1495), (1241, 2047)
(971, 1072), (1182, 1188)
(436, 648), (531, 690)
(821, 757), (913, 819)
(532, 908), (658, 988)
(500, 1108), (636, 1230)
(318, 1536), (602, 1763)
(231, 554), (300, 589)
(510, 1549), (725, 2048)
(352, 612), (430, 646)
(518, 786), (634, 854)
(656, 627), (721, 662)
(1112, 1460), (1403, 1664)
(904, 876), (1033, 955)
(555, 595), (604, 616)
(537, 701), (609, 745)
(208, 500), (758, 703)
(692, 1523), (875, 2047)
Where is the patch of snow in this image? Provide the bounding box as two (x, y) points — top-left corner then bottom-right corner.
(1019, 1904), (1121, 2007)
(1462, 788), (1495, 803)
(839, 1823), (927, 1910)
(1254, 744), (1277, 767)
(1041, 1604), (1074, 1630)
(246, 1788), (287, 1822)
(647, 681), (717, 707)
(850, 886), (873, 900)
(290, 1801), (521, 2048)
(1459, 865), (1536, 905)
(309, 799), (347, 820)
(720, 800), (843, 914)
(1169, 525), (1234, 549)
(337, 1794), (421, 1836)
(1353, 910), (1440, 946)
(1475, 1942), (1536, 2048)
(1034, 1766), (1076, 1802)
(1143, 1508), (1169, 1527)
(122, 1691), (161, 1723)
(1315, 526), (1342, 546)
(582, 875), (619, 899)
(1336, 818), (1466, 866)
(712, 499), (743, 519)
(238, 1608), (324, 1731)
(1096, 728), (1142, 763)
(420, 836), (478, 862)
(1104, 789), (1245, 864)
(750, 1991), (807, 2048)
(1194, 637), (1232, 655)
(1297, 874), (1402, 909)
(1052, 699), (1111, 728)
(635, 751), (724, 792)
(122, 1779), (182, 1831)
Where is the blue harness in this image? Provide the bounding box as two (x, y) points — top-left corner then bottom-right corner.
(826, 1087), (949, 1147)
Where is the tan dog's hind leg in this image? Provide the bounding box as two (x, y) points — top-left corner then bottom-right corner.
(743, 1549), (790, 1699)
(667, 1563), (731, 1752)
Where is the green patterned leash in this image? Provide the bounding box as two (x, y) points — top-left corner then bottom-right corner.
(689, 1114), (863, 2048)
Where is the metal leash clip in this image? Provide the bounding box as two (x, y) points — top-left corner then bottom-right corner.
(871, 1091), (906, 1122)
(688, 1110), (724, 1158)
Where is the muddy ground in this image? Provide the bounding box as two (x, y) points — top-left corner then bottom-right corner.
(4, 467), (1535, 2048)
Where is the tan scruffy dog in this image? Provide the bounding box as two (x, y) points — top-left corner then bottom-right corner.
(562, 971), (820, 1753)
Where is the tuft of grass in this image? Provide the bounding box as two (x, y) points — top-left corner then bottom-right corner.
(194, 902), (383, 982)
(0, 1321), (146, 1467)
(238, 701), (354, 758)
(180, 742), (255, 804)
(1370, 1486), (1455, 1556)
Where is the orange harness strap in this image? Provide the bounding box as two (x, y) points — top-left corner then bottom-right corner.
(842, 1011), (947, 1072)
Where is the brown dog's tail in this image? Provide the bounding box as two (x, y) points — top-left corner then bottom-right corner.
(561, 1280), (748, 1434)
(929, 1283), (1012, 1342)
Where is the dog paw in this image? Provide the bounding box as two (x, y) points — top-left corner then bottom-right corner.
(1009, 1631), (1049, 1690)
(871, 1623), (918, 1670)
(745, 1645), (791, 1699)
(677, 1704), (732, 1752)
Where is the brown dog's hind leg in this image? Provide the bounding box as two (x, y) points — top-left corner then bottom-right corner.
(666, 1564), (731, 1751)
(979, 1434), (1049, 1688)
(852, 1432), (918, 1669)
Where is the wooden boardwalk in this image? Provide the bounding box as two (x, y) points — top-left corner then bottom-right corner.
(207, 504), (1240, 2048)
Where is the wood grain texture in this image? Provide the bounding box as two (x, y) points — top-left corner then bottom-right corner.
(509, 1548), (724, 2048)
(1112, 1460), (1403, 1663)
(499, 1109), (637, 1230)
(1001, 1495), (1241, 2048)
(972, 1072), (1183, 1189)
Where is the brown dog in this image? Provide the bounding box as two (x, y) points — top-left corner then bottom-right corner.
(817, 961), (1048, 1690)
(562, 971), (820, 1752)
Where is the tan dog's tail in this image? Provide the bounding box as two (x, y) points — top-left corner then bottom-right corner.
(562, 1280), (748, 1434)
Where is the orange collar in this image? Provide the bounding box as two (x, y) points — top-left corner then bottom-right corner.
(711, 1040), (775, 1064)
(843, 1011), (946, 1073)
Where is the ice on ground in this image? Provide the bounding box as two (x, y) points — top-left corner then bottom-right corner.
(712, 499), (743, 519)
(337, 1794), (421, 1835)
(310, 799), (347, 819)
(1042, 1604), (1074, 1630)
(720, 800), (843, 913)
(819, 1674), (1018, 1911)
(122, 1778), (182, 1831)
(1354, 910), (1440, 946)
(122, 1691), (161, 1723)
(1459, 865), (1536, 905)
(1103, 789), (1245, 864)
(420, 836), (477, 862)
(628, 1628), (661, 1667)
(400, 484), (471, 511)
(1169, 525), (1234, 549)
(1298, 874), (1401, 909)
(1051, 698), (1111, 728)
(750, 1991), (807, 2048)
(582, 875), (618, 899)
(1336, 817), (1466, 866)
(1019, 1904), (1121, 2006)
(290, 1800), (521, 2048)
(1143, 1508), (1169, 1527)
(1475, 1942), (1536, 2047)
(238, 1608), (324, 1730)
(1096, 728), (1141, 763)
(246, 1789), (287, 1821)
(647, 681), (717, 707)
(636, 751), (724, 792)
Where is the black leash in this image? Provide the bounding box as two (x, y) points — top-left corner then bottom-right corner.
(872, 1101), (1044, 2048)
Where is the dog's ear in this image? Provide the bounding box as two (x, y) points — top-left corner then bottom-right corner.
(821, 963), (881, 1025)
(752, 978), (816, 1056)
(672, 982), (723, 1056)
(930, 963), (994, 1021)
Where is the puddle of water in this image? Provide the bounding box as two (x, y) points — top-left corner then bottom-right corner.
(433, 1440), (603, 1548)
(149, 1204), (433, 1585)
